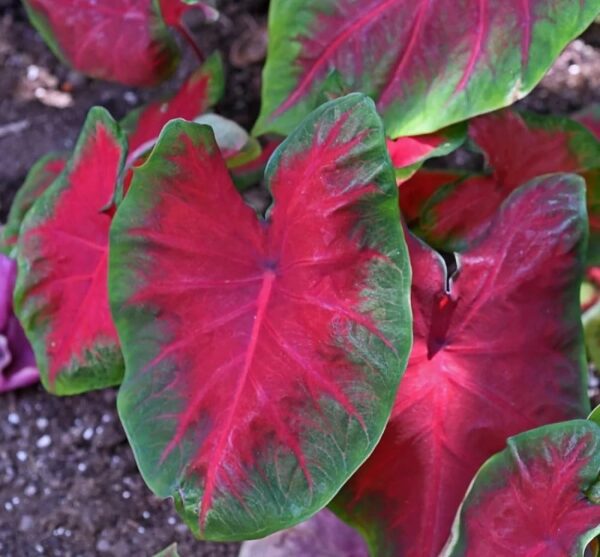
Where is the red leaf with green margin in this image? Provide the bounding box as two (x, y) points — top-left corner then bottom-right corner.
(416, 110), (600, 252)
(332, 175), (589, 557)
(1, 153), (67, 255)
(14, 108), (126, 395)
(121, 53), (224, 166)
(442, 420), (600, 557)
(254, 0), (600, 138)
(109, 94), (412, 540)
(22, 0), (180, 86)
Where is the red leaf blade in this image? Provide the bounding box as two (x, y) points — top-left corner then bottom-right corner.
(110, 94), (413, 540)
(442, 420), (600, 557)
(23, 0), (179, 86)
(14, 108), (126, 395)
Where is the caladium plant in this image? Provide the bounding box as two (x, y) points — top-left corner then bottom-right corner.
(109, 94), (412, 540)
(255, 0), (600, 138)
(7, 0), (600, 554)
(21, 0), (218, 86)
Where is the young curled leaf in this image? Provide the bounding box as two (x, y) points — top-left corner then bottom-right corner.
(109, 94), (412, 540)
(255, 0), (600, 138)
(15, 108), (127, 395)
(22, 0), (180, 86)
(1, 153), (67, 255)
(442, 420), (600, 557)
(332, 174), (589, 557)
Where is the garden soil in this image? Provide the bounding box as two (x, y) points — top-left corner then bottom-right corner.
(1, 1), (600, 555)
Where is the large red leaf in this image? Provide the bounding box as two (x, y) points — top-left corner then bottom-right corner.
(332, 174), (589, 557)
(254, 0), (600, 138)
(22, 0), (180, 86)
(121, 53), (224, 166)
(442, 420), (600, 557)
(14, 108), (126, 395)
(109, 94), (412, 540)
(414, 110), (600, 252)
(1, 153), (67, 255)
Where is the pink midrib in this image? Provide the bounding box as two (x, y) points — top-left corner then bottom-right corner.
(275, 0), (401, 115)
(199, 270), (276, 529)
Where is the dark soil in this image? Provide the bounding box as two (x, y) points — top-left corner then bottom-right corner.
(1, 1), (600, 555)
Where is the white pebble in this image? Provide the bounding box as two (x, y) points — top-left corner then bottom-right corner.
(122, 490), (131, 500)
(16, 451), (27, 462)
(36, 418), (49, 430)
(167, 516), (176, 525)
(4, 502), (13, 511)
(7, 413), (20, 425)
(83, 427), (94, 441)
(142, 511), (150, 519)
(77, 463), (87, 473)
(137, 526), (145, 534)
(24, 485), (36, 497)
(34, 544), (43, 554)
(11, 496), (20, 505)
(36, 435), (52, 449)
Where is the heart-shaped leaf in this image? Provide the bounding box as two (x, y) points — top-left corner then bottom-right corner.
(442, 420), (600, 557)
(415, 110), (600, 252)
(14, 108), (126, 395)
(255, 0), (600, 137)
(1, 153), (67, 255)
(23, 0), (180, 86)
(122, 53), (225, 166)
(109, 94), (412, 540)
(332, 174), (589, 557)
(239, 509), (369, 557)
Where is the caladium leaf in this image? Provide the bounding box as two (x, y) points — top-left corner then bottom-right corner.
(255, 0), (600, 138)
(416, 110), (600, 252)
(442, 420), (600, 557)
(14, 108), (126, 395)
(239, 509), (369, 557)
(1, 153), (67, 255)
(332, 174), (589, 557)
(122, 53), (224, 166)
(22, 0), (181, 86)
(109, 94), (412, 540)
